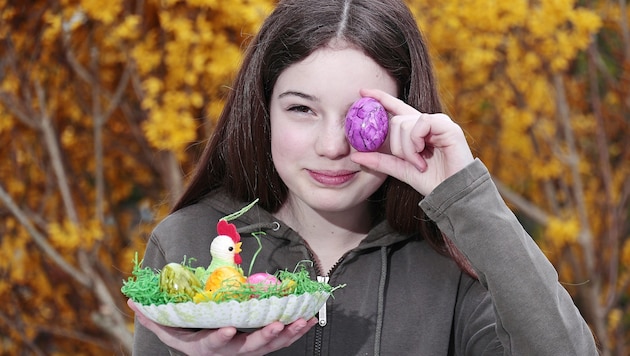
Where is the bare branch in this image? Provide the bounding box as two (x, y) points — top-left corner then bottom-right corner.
(0, 310), (46, 356)
(34, 80), (79, 224)
(553, 74), (596, 266)
(554, 73), (606, 344)
(587, 43), (622, 312)
(62, 39), (93, 84)
(34, 323), (113, 352)
(0, 91), (38, 129)
(30, 84), (134, 348)
(91, 303), (133, 352)
(619, 0), (630, 59)
(0, 184), (90, 287)
(102, 63), (132, 121)
(90, 42), (106, 225)
(0, 41), (38, 129)
(492, 176), (550, 226)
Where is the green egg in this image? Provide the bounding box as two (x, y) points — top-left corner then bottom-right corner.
(159, 263), (202, 301)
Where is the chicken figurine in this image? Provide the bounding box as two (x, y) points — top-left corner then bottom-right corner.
(193, 219), (247, 302)
(208, 219), (243, 273)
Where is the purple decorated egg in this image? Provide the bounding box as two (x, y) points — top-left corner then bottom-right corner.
(345, 97), (388, 152)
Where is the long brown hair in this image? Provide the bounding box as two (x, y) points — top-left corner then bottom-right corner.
(173, 0), (474, 274)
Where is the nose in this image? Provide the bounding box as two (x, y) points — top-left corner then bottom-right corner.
(314, 119), (351, 159)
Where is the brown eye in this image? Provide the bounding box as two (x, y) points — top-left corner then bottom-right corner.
(288, 105), (313, 114)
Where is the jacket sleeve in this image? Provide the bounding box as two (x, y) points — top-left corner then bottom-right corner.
(419, 159), (598, 355)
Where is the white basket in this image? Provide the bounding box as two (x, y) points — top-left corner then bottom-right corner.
(132, 291), (329, 329)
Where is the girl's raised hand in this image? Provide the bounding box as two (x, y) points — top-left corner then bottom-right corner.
(128, 299), (317, 356)
(350, 89), (474, 196)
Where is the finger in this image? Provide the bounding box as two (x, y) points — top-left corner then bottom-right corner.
(389, 115), (428, 172)
(351, 151), (416, 181)
(258, 321), (286, 340)
(359, 88), (419, 116)
(401, 119), (428, 171)
(207, 327), (239, 348)
(128, 299), (240, 352)
(284, 318), (318, 343)
(251, 318), (316, 355)
(228, 321), (285, 354)
(226, 318), (315, 355)
(127, 298), (137, 312)
(271, 318), (317, 349)
(409, 114), (435, 170)
(127, 299), (165, 335)
(133, 310), (187, 344)
(127, 299), (157, 330)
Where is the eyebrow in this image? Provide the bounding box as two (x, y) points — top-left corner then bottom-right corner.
(277, 91), (320, 102)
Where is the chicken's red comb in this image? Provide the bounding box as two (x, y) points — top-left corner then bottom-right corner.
(217, 219), (240, 243)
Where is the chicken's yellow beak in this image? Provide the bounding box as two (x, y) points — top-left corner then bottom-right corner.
(235, 242), (242, 254)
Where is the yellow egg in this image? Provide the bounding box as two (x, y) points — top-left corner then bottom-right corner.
(193, 290), (214, 303)
(204, 266), (246, 292)
(281, 279), (297, 295)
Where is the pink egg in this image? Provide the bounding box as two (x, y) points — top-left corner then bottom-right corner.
(247, 273), (280, 286)
(345, 97), (388, 152)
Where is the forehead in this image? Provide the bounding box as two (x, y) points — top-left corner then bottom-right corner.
(272, 44), (398, 100)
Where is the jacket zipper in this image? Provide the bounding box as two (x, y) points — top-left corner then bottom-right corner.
(316, 276), (329, 327)
(310, 250), (348, 356)
(313, 276), (326, 356)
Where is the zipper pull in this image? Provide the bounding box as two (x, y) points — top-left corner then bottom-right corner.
(317, 276), (329, 327)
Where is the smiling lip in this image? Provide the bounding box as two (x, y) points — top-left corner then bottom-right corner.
(307, 170), (358, 186)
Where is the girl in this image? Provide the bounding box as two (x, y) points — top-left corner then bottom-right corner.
(128, 0), (598, 354)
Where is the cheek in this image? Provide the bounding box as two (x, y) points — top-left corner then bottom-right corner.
(364, 171), (388, 191)
(271, 122), (302, 173)
(270, 120), (311, 159)
(270, 122), (288, 159)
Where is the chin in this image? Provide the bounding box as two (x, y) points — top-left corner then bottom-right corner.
(307, 192), (373, 213)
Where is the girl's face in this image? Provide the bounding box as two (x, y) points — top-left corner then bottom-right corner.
(270, 43), (398, 215)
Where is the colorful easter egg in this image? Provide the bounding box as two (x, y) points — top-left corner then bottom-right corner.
(345, 97), (388, 152)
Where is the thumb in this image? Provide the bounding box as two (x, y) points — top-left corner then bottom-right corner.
(351, 151), (417, 180)
(351, 151), (436, 196)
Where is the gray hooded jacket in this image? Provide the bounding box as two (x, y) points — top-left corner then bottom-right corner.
(132, 159), (597, 355)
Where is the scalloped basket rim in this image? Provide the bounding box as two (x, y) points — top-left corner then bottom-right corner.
(132, 291), (330, 329)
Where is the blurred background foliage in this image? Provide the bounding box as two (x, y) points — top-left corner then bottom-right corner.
(0, 0), (627, 354)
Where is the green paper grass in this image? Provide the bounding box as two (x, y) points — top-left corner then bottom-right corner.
(121, 255), (344, 306)
(120, 253), (195, 305)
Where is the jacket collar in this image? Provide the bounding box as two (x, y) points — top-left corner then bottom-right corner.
(200, 189), (416, 251)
